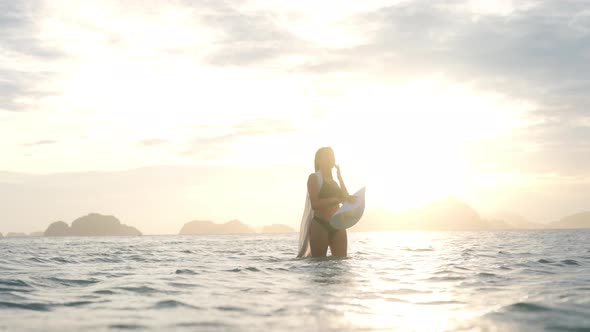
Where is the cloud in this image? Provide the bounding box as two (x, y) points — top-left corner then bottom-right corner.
(194, 2), (309, 66)
(185, 118), (296, 156)
(0, 2), (63, 112)
(337, 1), (590, 97)
(292, 0), (590, 175)
(0, 1), (62, 58)
(0, 70), (56, 112)
(1, 0), (588, 177)
(295, 1), (589, 113)
(22, 139), (58, 147)
(139, 138), (168, 147)
(500, 121), (590, 175)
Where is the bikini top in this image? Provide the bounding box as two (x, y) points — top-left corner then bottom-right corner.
(318, 178), (342, 199)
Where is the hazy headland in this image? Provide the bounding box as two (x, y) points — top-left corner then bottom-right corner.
(2, 197), (589, 238)
(44, 213), (142, 237)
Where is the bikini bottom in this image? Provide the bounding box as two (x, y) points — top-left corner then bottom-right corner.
(313, 216), (338, 239)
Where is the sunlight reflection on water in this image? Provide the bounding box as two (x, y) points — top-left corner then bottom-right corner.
(1, 230), (590, 331)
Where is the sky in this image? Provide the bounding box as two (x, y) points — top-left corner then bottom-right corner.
(1, 0), (589, 234)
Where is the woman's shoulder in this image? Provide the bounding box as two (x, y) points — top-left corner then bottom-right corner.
(308, 172), (323, 184)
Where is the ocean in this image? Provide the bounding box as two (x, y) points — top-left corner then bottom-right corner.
(1, 230), (589, 331)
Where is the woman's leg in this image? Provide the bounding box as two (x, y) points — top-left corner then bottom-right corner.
(329, 230), (347, 257)
(310, 220), (329, 257)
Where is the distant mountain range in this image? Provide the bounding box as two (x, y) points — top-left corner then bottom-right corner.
(175, 201), (590, 234)
(1, 201), (589, 238)
(551, 212), (590, 229)
(1, 216), (296, 238)
(44, 213), (142, 236)
(351, 198), (590, 231)
(179, 220), (295, 235)
(487, 212), (546, 230)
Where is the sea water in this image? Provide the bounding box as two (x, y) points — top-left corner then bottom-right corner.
(1, 230), (589, 331)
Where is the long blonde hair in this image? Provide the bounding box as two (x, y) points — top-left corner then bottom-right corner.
(314, 147), (334, 171)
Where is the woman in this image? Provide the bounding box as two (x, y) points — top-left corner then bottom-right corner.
(298, 147), (356, 257)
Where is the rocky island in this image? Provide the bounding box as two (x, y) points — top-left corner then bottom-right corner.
(550, 212), (590, 229)
(44, 213), (142, 236)
(179, 219), (255, 235)
(352, 198), (551, 232)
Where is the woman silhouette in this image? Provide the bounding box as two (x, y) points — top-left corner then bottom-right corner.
(298, 147), (356, 257)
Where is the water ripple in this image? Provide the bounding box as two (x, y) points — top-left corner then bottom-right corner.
(0, 301), (50, 311)
(116, 286), (161, 294)
(152, 300), (200, 310)
(174, 269), (198, 275)
(1, 231), (590, 331)
(109, 323), (146, 330)
(0, 279), (31, 288)
(504, 302), (552, 312)
(561, 259), (580, 266)
(44, 277), (99, 287)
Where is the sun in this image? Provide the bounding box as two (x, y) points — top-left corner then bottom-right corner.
(324, 77), (533, 211)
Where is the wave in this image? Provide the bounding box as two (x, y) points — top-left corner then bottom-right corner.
(167, 282), (200, 289)
(109, 324), (146, 330)
(425, 275), (466, 282)
(50, 257), (77, 264)
(223, 267), (262, 272)
(2, 231), (590, 331)
(174, 321), (226, 328)
(85, 257), (124, 263)
(0, 287), (33, 294)
(0, 279), (31, 288)
(505, 302), (552, 312)
(44, 277), (99, 287)
(476, 272), (497, 278)
(62, 301), (94, 307)
(152, 300), (201, 310)
(116, 286), (167, 294)
(417, 300), (463, 305)
(215, 305), (246, 312)
(0, 301), (50, 311)
(384, 288), (431, 295)
(561, 259), (580, 266)
(403, 247), (434, 252)
(28, 257), (49, 264)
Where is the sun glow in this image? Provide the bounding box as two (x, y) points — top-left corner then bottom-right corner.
(3, 0), (537, 214)
(325, 78), (534, 210)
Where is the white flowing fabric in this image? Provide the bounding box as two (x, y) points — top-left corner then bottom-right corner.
(296, 171), (322, 258)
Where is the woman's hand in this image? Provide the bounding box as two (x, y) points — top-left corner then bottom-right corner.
(335, 164), (343, 180)
(345, 195), (358, 204)
(338, 194), (357, 204)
